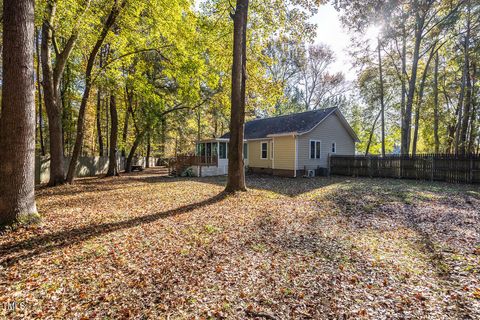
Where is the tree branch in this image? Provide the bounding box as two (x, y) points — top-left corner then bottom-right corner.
(91, 47), (171, 83)
(160, 96), (213, 117)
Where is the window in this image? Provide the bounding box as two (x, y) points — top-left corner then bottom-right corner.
(219, 142), (227, 159)
(261, 142), (268, 159)
(212, 143), (218, 157)
(197, 143), (206, 157)
(206, 143), (212, 157)
(310, 140), (321, 159)
(331, 142), (336, 153)
(270, 141), (274, 159)
(243, 143), (248, 159)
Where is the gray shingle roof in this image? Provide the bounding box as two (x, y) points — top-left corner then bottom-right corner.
(221, 107), (337, 140)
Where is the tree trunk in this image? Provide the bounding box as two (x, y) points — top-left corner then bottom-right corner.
(105, 95), (109, 154)
(365, 110), (382, 156)
(447, 123), (456, 154)
(41, 0), (83, 185)
(96, 50), (104, 156)
(0, 0), (38, 226)
(106, 94), (119, 176)
(66, 0), (126, 183)
(455, 52), (467, 154)
(459, 13), (471, 155)
(401, 9), (424, 155)
(96, 87), (104, 156)
(214, 108), (218, 137)
(225, 0), (249, 193)
(146, 132), (151, 168)
(468, 62), (477, 153)
(433, 52), (440, 153)
(121, 106), (130, 157)
(401, 19), (407, 125)
(122, 86), (133, 157)
(125, 132), (144, 173)
(196, 109), (201, 142)
(412, 44), (436, 155)
(41, 1), (65, 186)
(35, 28), (46, 156)
(160, 117), (166, 157)
(377, 37), (386, 157)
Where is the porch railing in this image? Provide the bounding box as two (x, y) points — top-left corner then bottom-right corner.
(169, 154), (218, 176)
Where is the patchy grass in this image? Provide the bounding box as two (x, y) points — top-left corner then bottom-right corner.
(1, 169), (479, 319)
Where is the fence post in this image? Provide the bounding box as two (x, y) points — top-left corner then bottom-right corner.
(327, 154), (331, 177)
(470, 158), (474, 184)
(368, 156), (372, 178)
(431, 155), (434, 182)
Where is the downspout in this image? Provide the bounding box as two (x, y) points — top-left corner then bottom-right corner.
(272, 138), (275, 170)
(294, 135), (298, 178)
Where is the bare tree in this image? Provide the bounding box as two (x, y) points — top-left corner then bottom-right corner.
(263, 38), (302, 113)
(297, 44), (345, 110)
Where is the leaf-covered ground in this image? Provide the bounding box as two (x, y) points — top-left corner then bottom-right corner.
(1, 168), (479, 319)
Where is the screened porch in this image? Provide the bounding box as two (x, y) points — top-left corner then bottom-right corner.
(195, 140), (248, 165)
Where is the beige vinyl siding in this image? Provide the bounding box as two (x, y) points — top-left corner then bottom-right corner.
(272, 136), (295, 170)
(248, 140), (272, 168)
(297, 113), (355, 169)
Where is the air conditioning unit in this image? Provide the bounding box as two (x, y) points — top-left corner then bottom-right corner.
(307, 169), (315, 178)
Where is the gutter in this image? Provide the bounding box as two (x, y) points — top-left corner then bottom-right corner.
(266, 132), (298, 138)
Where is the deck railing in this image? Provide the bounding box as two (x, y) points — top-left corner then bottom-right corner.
(176, 155), (218, 165)
(169, 154), (218, 175)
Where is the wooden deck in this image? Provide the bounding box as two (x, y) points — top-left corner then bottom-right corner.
(169, 155), (218, 176)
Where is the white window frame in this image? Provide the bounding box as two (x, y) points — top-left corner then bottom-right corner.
(260, 142), (268, 159)
(331, 141), (336, 154)
(270, 141), (274, 160)
(309, 140), (321, 159)
(219, 142), (227, 159)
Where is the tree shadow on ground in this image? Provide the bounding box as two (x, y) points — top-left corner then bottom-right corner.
(0, 192), (227, 267)
(35, 168), (171, 197)
(132, 174), (342, 197)
(324, 179), (480, 280)
(323, 179), (480, 318)
(37, 166), (344, 198)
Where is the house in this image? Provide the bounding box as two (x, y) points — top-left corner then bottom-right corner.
(193, 107), (359, 177)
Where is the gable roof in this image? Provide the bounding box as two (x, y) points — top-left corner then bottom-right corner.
(221, 107), (360, 142)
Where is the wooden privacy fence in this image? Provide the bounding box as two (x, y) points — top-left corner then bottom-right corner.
(329, 154), (480, 184)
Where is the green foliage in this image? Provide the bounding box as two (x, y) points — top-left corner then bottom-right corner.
(336, 0), (480, 154)
(31, 0), (322, 158)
